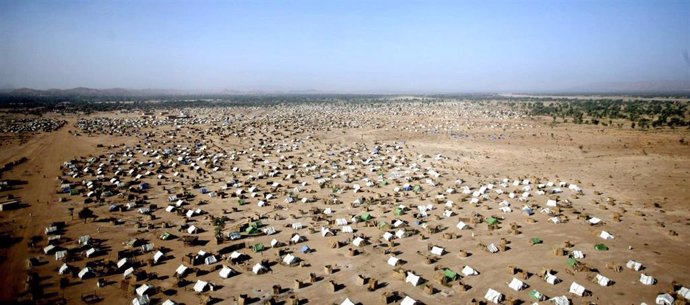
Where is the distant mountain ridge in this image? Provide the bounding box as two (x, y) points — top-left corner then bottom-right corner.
(1, 87), (199, 97)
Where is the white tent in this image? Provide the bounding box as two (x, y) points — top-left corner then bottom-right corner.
(545, 273), (560, 285)
(229, 251), (244, 260)
(55, 250), (67, 261)
(187, 225), (197, 234)
(252, 263), (267, 274)
(640, 274), (655, 285)
(550, 296), (570, 305)
(124, 267), (134, 278)
(117, 258), (128, 269)
(85, 248), (97, 258)
(387, 256), (400, 266)
(270, 239), (279, 247)
(678, 287), (690, 300)
(572, 250), (584, 259)
(626, 260), (643, 271)
(219, 266), (235, 278)
(283, 254), (298, 265)
(595, 274), (610, 286)
(161, 300), (177, 305)
(193, 280), (208, 292)
(462, 265), (478, 276)
(321, 227), (334, 237)
(656, 293), (675, 305)
(382, 232), (394, 241)
(342, 226), (354, 233)
(341, 298), (355, 305)
(136, 284), (153, 296)
(431, 246), (444, 255)
(132, 295), (150, 305)
(405, 272), (421, 286)
(395, 229), (405, 239)
(43, 245), (56, 254)
(568, 282), (586, 296)
(487, 243), (499, 253)
(204, 255), (218, 265)
(353, 236), (365, 247)
(599, 231), (614, 240)
(176, 264), (188, 276)
(508, 278), (525, 291)
(291, 234), (302, 243)
(401, 296), (417, 305)
(58, 263), (69, 275)
(484, 288), (503, 304)
(78, 267), (91, 279)
(153, 251), (164, 263)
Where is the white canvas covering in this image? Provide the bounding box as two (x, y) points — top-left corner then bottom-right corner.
(136, 284), (152, 296)
(342, 226), (354, 233)
(626, 260), (643, 271)
(193, 280), (208, 292)
(462, 265), (478, 276)
(58, 263), (69, 275)
(341, 298), (355, 305)
(487, 243), (499, 253)
(55, 250), (67, 261)
(187, 225), (197, 234)
(405, 272), (421, 286)
(353, 236), (365, 246)
(176, 264), (188, 275)
(78, 267), (91, 279)
(430, 246), (444, 255)
(283, 254), (298, 265)
(219, 266), (235, 278)
(401, 296), (417, 305)
(595, 274), (610, 286)
(599, 231), (614, 240)
(124, 267), (134, 278)
(387, 256), (400, 266)
(572, 250), (584, 259)
(508, 278), (524, 291)
(569, 282), (586, 296)
(656, 293), (675, 305)
(291, 234), (302, 243)
(545, 273), (559, 285)
(550, 296), (570, 305)
(252, 263), (266, 274)
(678, 287), (690, 300)
(153, 251), (164, 263)
(484, 288), (503, 304)
(640, 274), (655, 285)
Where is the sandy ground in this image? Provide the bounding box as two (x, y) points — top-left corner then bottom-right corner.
(0, 107), (688, 305)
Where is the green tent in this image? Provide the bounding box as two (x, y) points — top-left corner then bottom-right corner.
(252, 243), (265, 252)
(361, 213), (372, 221)
(238, 199), (247, 206)
(529, 290), (544, 300)
(567, 257), (578, 267)
(70, 189), (80, 196)
(160, 232), (172, 240)
(486, 217), (499, 225)
(444, 269), (458, 280)
(378, 221), (389, 230)
(531, 237), (543, 245)
(394, 207), (404, 216)
(251, 220), (262, 228)
(245, 226), (257, 234)
(594, 243), (609, 251)
(413, 185), (422, 192)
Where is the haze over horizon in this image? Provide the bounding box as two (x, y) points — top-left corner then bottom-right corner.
(1, 0), (689, 93)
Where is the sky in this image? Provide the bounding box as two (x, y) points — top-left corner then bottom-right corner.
(0, 0), (688, 93)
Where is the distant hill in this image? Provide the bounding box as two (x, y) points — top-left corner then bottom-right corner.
(4, 87), (197, 97)
(564, 80), (690, 93)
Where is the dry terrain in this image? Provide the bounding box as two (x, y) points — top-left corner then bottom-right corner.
(0, 101), (688, 305)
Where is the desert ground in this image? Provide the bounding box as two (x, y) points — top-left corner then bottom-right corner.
(0, 99), (689, 305)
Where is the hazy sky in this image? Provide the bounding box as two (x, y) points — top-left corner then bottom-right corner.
(0, 0), (688, 92)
